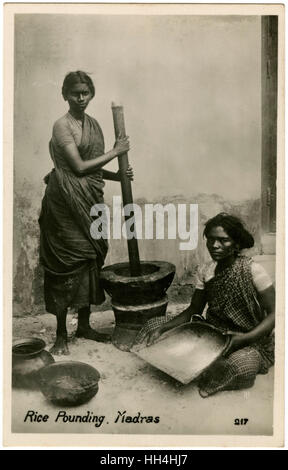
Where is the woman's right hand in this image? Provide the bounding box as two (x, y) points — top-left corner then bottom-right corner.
(146, 327), (163, 347)
(113, 134), (130, 156)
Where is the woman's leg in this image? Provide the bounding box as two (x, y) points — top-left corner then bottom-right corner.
(49, 309), (69, 355)
(76, 306), (111, 342)
(198, 346), (263, 397)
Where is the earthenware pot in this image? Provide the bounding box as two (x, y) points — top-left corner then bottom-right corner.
(39, 361), (100, 406)
(12, 337), (55, 389)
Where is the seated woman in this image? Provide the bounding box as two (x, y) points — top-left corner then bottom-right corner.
(135, 213), (275, 397)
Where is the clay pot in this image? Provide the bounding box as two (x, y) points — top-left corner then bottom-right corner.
(12, 337), (55, 389)
(39, 361), (100, 406)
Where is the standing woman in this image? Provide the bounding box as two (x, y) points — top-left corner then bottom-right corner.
(39, 71), (131, 355)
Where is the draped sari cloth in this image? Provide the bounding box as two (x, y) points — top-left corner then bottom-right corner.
(39, 114), (108, 315)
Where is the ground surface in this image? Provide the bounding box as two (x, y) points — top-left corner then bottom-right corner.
(12, 306), (274, 436)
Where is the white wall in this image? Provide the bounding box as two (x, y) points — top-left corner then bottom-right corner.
(13, 14), (262, 314)
(15, 15), (261, 203)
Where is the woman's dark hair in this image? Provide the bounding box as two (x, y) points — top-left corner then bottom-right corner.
(62, 71), (95, 99)
(203, 213), (254, 249)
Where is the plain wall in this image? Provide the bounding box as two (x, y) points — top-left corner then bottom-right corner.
(13, 15), (262, 314)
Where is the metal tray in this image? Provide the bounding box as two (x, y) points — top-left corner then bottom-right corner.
(134, 322), (229, 384)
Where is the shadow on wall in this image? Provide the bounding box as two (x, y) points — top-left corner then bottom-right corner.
(13, 180), (261, 316)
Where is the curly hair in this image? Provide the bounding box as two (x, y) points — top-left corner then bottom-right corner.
(203, 213), (254, 250)
(62, 71), (95, 99)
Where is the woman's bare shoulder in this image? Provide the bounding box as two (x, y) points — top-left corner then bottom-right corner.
(52, 114), (75, 147)
(251, 259), (273, 291)
(52, 113), (70, 131)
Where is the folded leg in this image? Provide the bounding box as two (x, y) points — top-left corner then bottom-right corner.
(198, 346), (263, 397)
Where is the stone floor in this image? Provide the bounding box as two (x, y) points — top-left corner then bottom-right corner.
(12, 306), (274, 437)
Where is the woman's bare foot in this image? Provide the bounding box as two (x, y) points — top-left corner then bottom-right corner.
(49, 336), (70, 355)
(75, 327), (111, 343)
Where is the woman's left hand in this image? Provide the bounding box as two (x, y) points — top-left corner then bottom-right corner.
(117, 166), (134, 181)
(116, 165), (134, 181)
(222, 331), (248, 357)
(125, 165), (134, 181)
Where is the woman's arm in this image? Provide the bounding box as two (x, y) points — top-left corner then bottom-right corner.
(162, 289), (206, 333)
(245, 285), (275, 343)
(102, 169), (120, 181)
(102, 166), (134, 182)
(146, 289), (207, 345)
(61, 136), (130, 176)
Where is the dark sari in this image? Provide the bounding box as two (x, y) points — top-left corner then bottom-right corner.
(39, 114), (108, 314)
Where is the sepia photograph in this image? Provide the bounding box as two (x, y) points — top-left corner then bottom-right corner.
(3, 3), (285, 447)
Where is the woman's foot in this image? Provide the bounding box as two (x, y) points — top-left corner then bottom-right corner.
(75, 326), (111, 343)
(49, 336), (69, 355)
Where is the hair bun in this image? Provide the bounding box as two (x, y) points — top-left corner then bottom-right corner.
(239, 229), (254, 249)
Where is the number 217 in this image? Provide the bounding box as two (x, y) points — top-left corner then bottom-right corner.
(234, 418), (249, 425)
